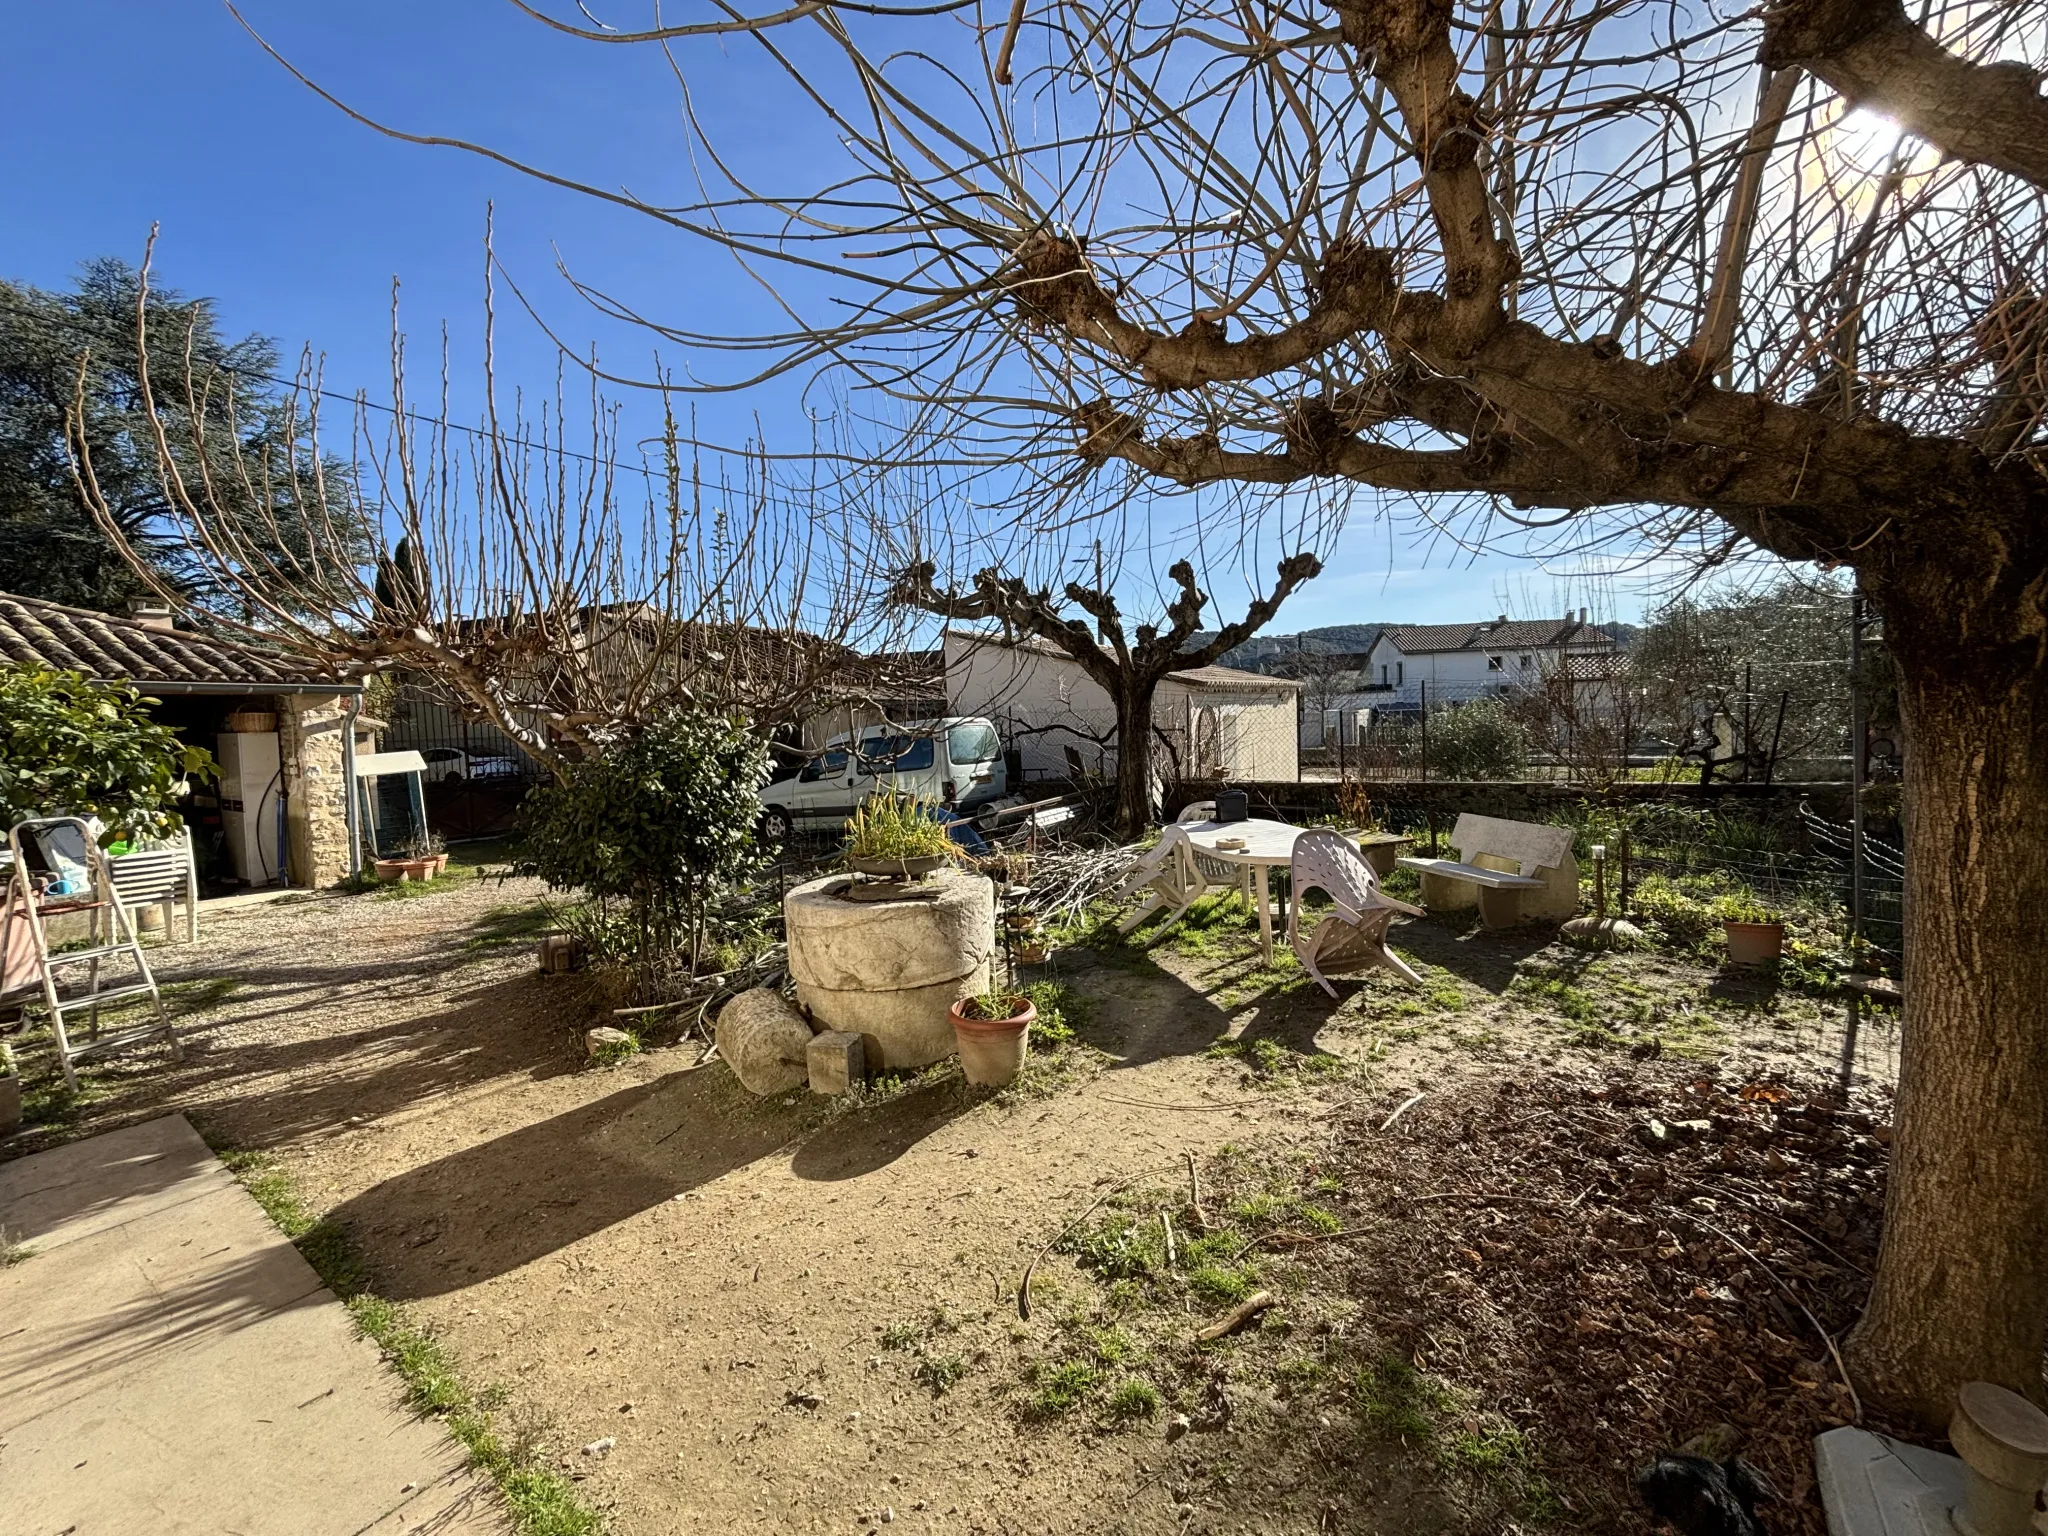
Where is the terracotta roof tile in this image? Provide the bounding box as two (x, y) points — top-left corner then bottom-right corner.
(0, 592), (340, 691)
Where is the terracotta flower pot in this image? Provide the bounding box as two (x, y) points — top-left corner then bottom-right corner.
(432, 854), (450, 874)
(1015, 940), (1050, 965)
(375, 857), (436, 884)
(949, 995), (1035, 1086)
(1724, 920), (1785, 966)
(372, 858), (409, 884)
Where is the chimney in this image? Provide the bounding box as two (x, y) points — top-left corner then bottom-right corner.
(1496, 614), (1507, 626)
(127, 599), (174, 632)
(1579, 606), (1588, 624)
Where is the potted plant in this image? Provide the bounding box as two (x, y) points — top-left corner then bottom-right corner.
(949, 990), (1036, 1085)
(374, 849), (437, 883)
(845, 791), (955, 879)
(1718, 898), (1786, 965)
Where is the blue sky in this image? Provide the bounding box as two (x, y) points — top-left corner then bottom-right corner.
(1, 2), (1680, 632)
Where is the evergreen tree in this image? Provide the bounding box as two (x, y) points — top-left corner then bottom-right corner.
(0, 259), (363, 611)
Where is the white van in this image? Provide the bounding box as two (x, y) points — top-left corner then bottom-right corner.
(758, 717), (1006, 842)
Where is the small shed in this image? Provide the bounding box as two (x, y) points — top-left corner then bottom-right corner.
(0, 592), (370, 888)
(942, 629), (1302, 782)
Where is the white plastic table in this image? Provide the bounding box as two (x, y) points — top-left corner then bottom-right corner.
(1179, 817), (1305, 964)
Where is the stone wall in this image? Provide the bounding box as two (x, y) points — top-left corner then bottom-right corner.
(279, 694), (354, 887)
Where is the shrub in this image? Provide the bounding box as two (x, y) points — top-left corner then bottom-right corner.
(517, 708), (767, 987)
(1425, 698), (1529, 781)
(0, 666), (214, 840)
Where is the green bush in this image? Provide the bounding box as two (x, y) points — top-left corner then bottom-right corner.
(0, 666), (214, 840)
(517, 708), (767, 985)
(1425, 698), (1529, 781)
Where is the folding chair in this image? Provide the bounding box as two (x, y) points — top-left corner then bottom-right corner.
(1287, 829), (1425, 998)
(5, 817), (180, 1089)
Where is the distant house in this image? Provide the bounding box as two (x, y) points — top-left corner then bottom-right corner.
(1360, 610), (1615, 709)
(942, 629), (1302, 783)
(0, 592), (372, 889)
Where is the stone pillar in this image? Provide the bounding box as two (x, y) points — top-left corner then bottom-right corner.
(279, 693), (353, 888)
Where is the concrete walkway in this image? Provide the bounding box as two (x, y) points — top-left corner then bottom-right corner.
(0, 1116), (507, 1536)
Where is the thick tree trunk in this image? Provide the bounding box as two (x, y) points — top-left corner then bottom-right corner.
(1113, 679), (1159, 837)
(1843, 594), (2048, 1429)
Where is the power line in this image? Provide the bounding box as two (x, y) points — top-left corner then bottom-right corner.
(0, 290), (715, 481)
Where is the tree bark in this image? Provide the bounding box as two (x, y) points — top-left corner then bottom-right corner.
(1112, 676), (1161, 837)
(1843, 584), (2048, 1425)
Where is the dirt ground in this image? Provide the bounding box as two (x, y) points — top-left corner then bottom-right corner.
(2, 865), (1901, 1534)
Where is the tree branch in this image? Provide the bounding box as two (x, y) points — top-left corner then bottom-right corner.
(1763, 0), (2048, 192)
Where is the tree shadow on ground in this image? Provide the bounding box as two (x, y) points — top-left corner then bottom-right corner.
(9, 967), (600, 1158)
(787, 1076), (972, 1181)
(329, 1063), (806, 1301)
(1382, 913), (1562, 992)
(1039, 946), (1238, 1068)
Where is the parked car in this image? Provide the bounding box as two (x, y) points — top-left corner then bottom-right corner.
(757, 717), (1005, 844)
(419, 748), (528, 783)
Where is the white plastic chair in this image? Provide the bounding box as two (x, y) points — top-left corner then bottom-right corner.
(1287, 830), (1425, 998)
(1174, 801), (1248, 900)
(109, 826), (200, 943)
(1115, 824), (1218, 936)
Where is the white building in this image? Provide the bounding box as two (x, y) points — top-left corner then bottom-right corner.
(1360, 611), (1615, 710)
(942, 629), (1301, 783)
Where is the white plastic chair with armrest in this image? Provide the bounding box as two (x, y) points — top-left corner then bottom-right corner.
(1114, 824), (1216, 936)
(1174, 801), (1249, 901)
(1286, 830), (1426, 998)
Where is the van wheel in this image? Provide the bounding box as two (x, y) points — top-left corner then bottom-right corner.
(759, 807), (794, 847)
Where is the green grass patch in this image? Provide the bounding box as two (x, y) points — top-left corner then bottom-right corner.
(1206, 1035), (1347, 1084)
(1027, 1360), (1100, 1419)
(1353, 1357), (1563, 1524)
(214, 1145), (601, 1536)
(1187, 1262), (1259, 1305)
(1356, 1357), (1455, 1442)
(1019, 979), (1082, 1048)
(1105, 1378), (1160, 1422)
(464, 901), (560, 953)
(914, 1353), (968, 1395)
(1057, 1210), (1164, 1280)
(588, 1029), (641, 1068)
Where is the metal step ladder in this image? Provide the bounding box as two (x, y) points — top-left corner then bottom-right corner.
(3, 817), (181, 1090)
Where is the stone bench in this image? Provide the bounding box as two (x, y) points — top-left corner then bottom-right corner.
(1397, 814), (1578, 929)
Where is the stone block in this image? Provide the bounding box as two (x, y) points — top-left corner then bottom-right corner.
(716, 987), (813, 1096)
(584, 1026), (633, 1059)
(538, 933), (586, 973)
(807, 1031), (865, 1095)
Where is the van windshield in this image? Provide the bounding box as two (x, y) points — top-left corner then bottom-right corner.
(947, 721), (999, 764)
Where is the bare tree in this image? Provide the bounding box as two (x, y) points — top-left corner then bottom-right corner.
(1510, 657), (1646, 789)
(67, 239), (908, 771)
(222, 0), (2048, 1422)
(891, 552), (1321, 832)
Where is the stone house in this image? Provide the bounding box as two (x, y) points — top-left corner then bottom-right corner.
(1359, 611), (1616, 708)
(0, 592), (371, 889)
